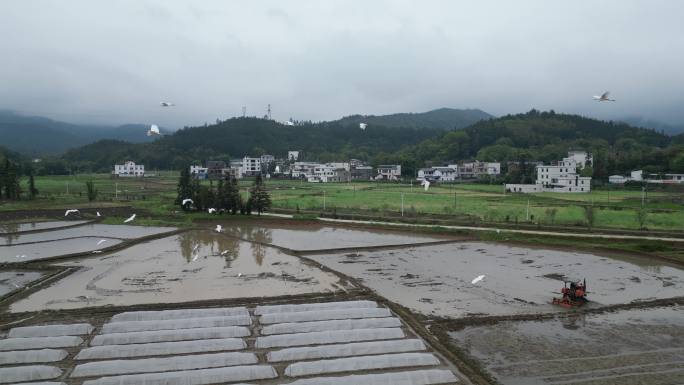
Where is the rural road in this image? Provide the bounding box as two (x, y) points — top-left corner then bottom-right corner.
(317, 217), (684, 243)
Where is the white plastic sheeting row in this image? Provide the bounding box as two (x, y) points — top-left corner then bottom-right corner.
(256, 328), (404, 349)
(90, 326), (250, 346)
(256, 300), (378, 315)
(0, 336), (83, 351)
(76, 338), (245, 360)
(81, 365), (277, 385)
(267, 339), (427, 363)
(111, 307), (248, 322)
(11, 383), (67, 385)
(284, 369), (458, 385)
(285, 352), (440, 377)
(8, 323), (93, 338)
(101, 315), (252, 334)
(262, 317), (401, 335)
(0, 365), (62, 384)
(260, 307), (391, 324)
(0, 349), (67, 365)
(71, 352), (258, 378)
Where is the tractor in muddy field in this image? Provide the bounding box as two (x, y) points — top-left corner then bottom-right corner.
(552, 278), (588, 308)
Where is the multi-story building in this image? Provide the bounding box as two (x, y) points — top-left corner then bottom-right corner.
(189, 165), (208, 179)
(206, 161), (227, 180)
(375, 165), (402, 181)
(418, 166), (458, 182)
(287, 151), (300, 161)
(291, 162), (320, 179)
(242, 157), (262, 176)
(459, 161), (501, 178)
(113, 161), (145, 177)
(351, 166), (374, 181)
(506, 151), (592, 193)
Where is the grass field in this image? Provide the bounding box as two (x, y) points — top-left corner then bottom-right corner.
(2, 174), (683, 232)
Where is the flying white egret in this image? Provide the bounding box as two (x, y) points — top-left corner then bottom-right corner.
(96, 211), (101, 217)
(592, 91), (615, 102)
(422, 180), (430, 192)
(147, 124), (161, 137)
(182, 198), (193, 206)
(471, 275), (486, 284)
(96, 239), (108, 246)
(359, 123), (367, 130)
(215, 225), (223, 233)
(160, 102), (175, 107)
(64, 209), (79, 216)
(123, 214), (136, 223)
(208, 208), (217, 214)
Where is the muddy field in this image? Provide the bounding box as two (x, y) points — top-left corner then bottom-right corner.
(0, 271), (45, 297)
(10, 230), (351, 312)
(0, 220), (89, 234)
(222, 222), (452, 251)
(449, 306), (684, 385)
(309, 242), (684, 317)
(1, 223), (175, 245)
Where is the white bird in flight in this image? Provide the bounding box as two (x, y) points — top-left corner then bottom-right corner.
(96, 211), (101, 217)
(160, 102), (175, 107)
(96, 239), (108, 246)
(64, 209), (79, 216)
(471, 275), (486, 284)
(147, 124), (161, 137)
(359, 123), (367, 130)
(182, 198), (193, 206)
(422, 180), (430, 192)
(208, 208), (216, 214)
(215, 225), (223, 233)
(592, 91), (615, 102)
(123, 214), (136, 223)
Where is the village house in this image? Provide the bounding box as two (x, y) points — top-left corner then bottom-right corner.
(113, 161), (145, 177)
(375, 165), (402, 181)
(506, 151), (592, 193)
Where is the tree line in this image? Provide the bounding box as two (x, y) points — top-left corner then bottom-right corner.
(175, 168), (271, 215)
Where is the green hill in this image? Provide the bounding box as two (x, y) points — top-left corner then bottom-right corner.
(334, 108), (492, 130)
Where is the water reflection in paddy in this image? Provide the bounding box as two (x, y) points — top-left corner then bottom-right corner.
(1, 224), (175, 245)
(10, 230), (348, 312)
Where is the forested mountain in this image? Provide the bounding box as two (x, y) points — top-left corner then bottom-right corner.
(619, 116), (684, 135)
(334, 108), (492, 130)
(0, 111), (164, 155)
(374, 110), (683, 178)
(61, 117), (446, 172)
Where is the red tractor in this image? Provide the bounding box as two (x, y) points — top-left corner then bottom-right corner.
(552, 279), (587, 308)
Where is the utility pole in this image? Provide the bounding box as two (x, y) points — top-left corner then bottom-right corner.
(453, 191), (457, 209)
(641, 186), (645, 208)
(66, 182), (69, 195)
(323, 190), (326, 211)
(242, 106), (246, 118)
(115, 183), (118, 200)
(401, 193), (404, 217)
(526, 199), (530, 221)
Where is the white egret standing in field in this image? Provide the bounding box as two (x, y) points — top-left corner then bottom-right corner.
(592, 91), (615, 102)
(208, 208), (217, 214)
(64, 209), (79, 216)
(215, 225), (222, 233)
(182, 199), (193, 207)
(422, 180), (430, 192)
(123, 214), (136, 223)
(96, 211), (101, 217)
(471, 275), (485, 284)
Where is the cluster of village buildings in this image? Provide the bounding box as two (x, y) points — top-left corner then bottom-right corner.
(112, 149), (683, 194)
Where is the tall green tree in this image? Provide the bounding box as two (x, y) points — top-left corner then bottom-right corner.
(175, 167), (193, 209)
(85, 180), (98, 202)
(27, 168), (38, 199)
(248, 174), (271, 215)
(227, 176), (242, 214)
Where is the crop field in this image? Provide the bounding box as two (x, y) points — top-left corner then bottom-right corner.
(2, 174), (683, 232)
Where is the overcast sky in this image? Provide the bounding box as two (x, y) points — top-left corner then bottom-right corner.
(1, 1), (683, 128)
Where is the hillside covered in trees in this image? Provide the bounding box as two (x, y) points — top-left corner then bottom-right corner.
(333, 108), (492, 130)
(49, 110), (684, 180)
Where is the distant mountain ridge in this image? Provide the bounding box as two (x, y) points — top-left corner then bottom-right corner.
(0, 110), (165, 156)
(334, 108), (492, 130)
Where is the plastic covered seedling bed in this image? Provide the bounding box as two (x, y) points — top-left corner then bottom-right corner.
(111, 307), (248, 322)
(81, 365), (277, 385)
(90, 326), (250, 346)
(0, 336), (83, 351)
(0, 365), (62, 384)
(76, 338), (245, 360)
(268, 339), (426, 362)
(71, 352), (258, 377)
(256, 328), (404, 349)
(0, 349), (67, 365)
(285, 352), (440, 377)
(9, 323), (93, 338)
(256, 301), (377, 315)
(262, 317), (401, 335)
(285, 369), (458, 385)
(101, 315), (251, 334)
(260, 308), (391, 324)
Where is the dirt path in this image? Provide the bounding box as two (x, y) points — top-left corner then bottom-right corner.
(319, 217), (684, 243)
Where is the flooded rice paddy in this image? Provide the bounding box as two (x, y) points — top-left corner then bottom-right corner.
(222, 223), (450, 251)
(10, 230), (349, 312)
(1, 237), (124, 263)
(0, 271), (44, 297)
(0, 220), (89, 234)
(1, 224), (175, 245)
(309, 242), (684, 317)
(449, 306), (684, 385)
